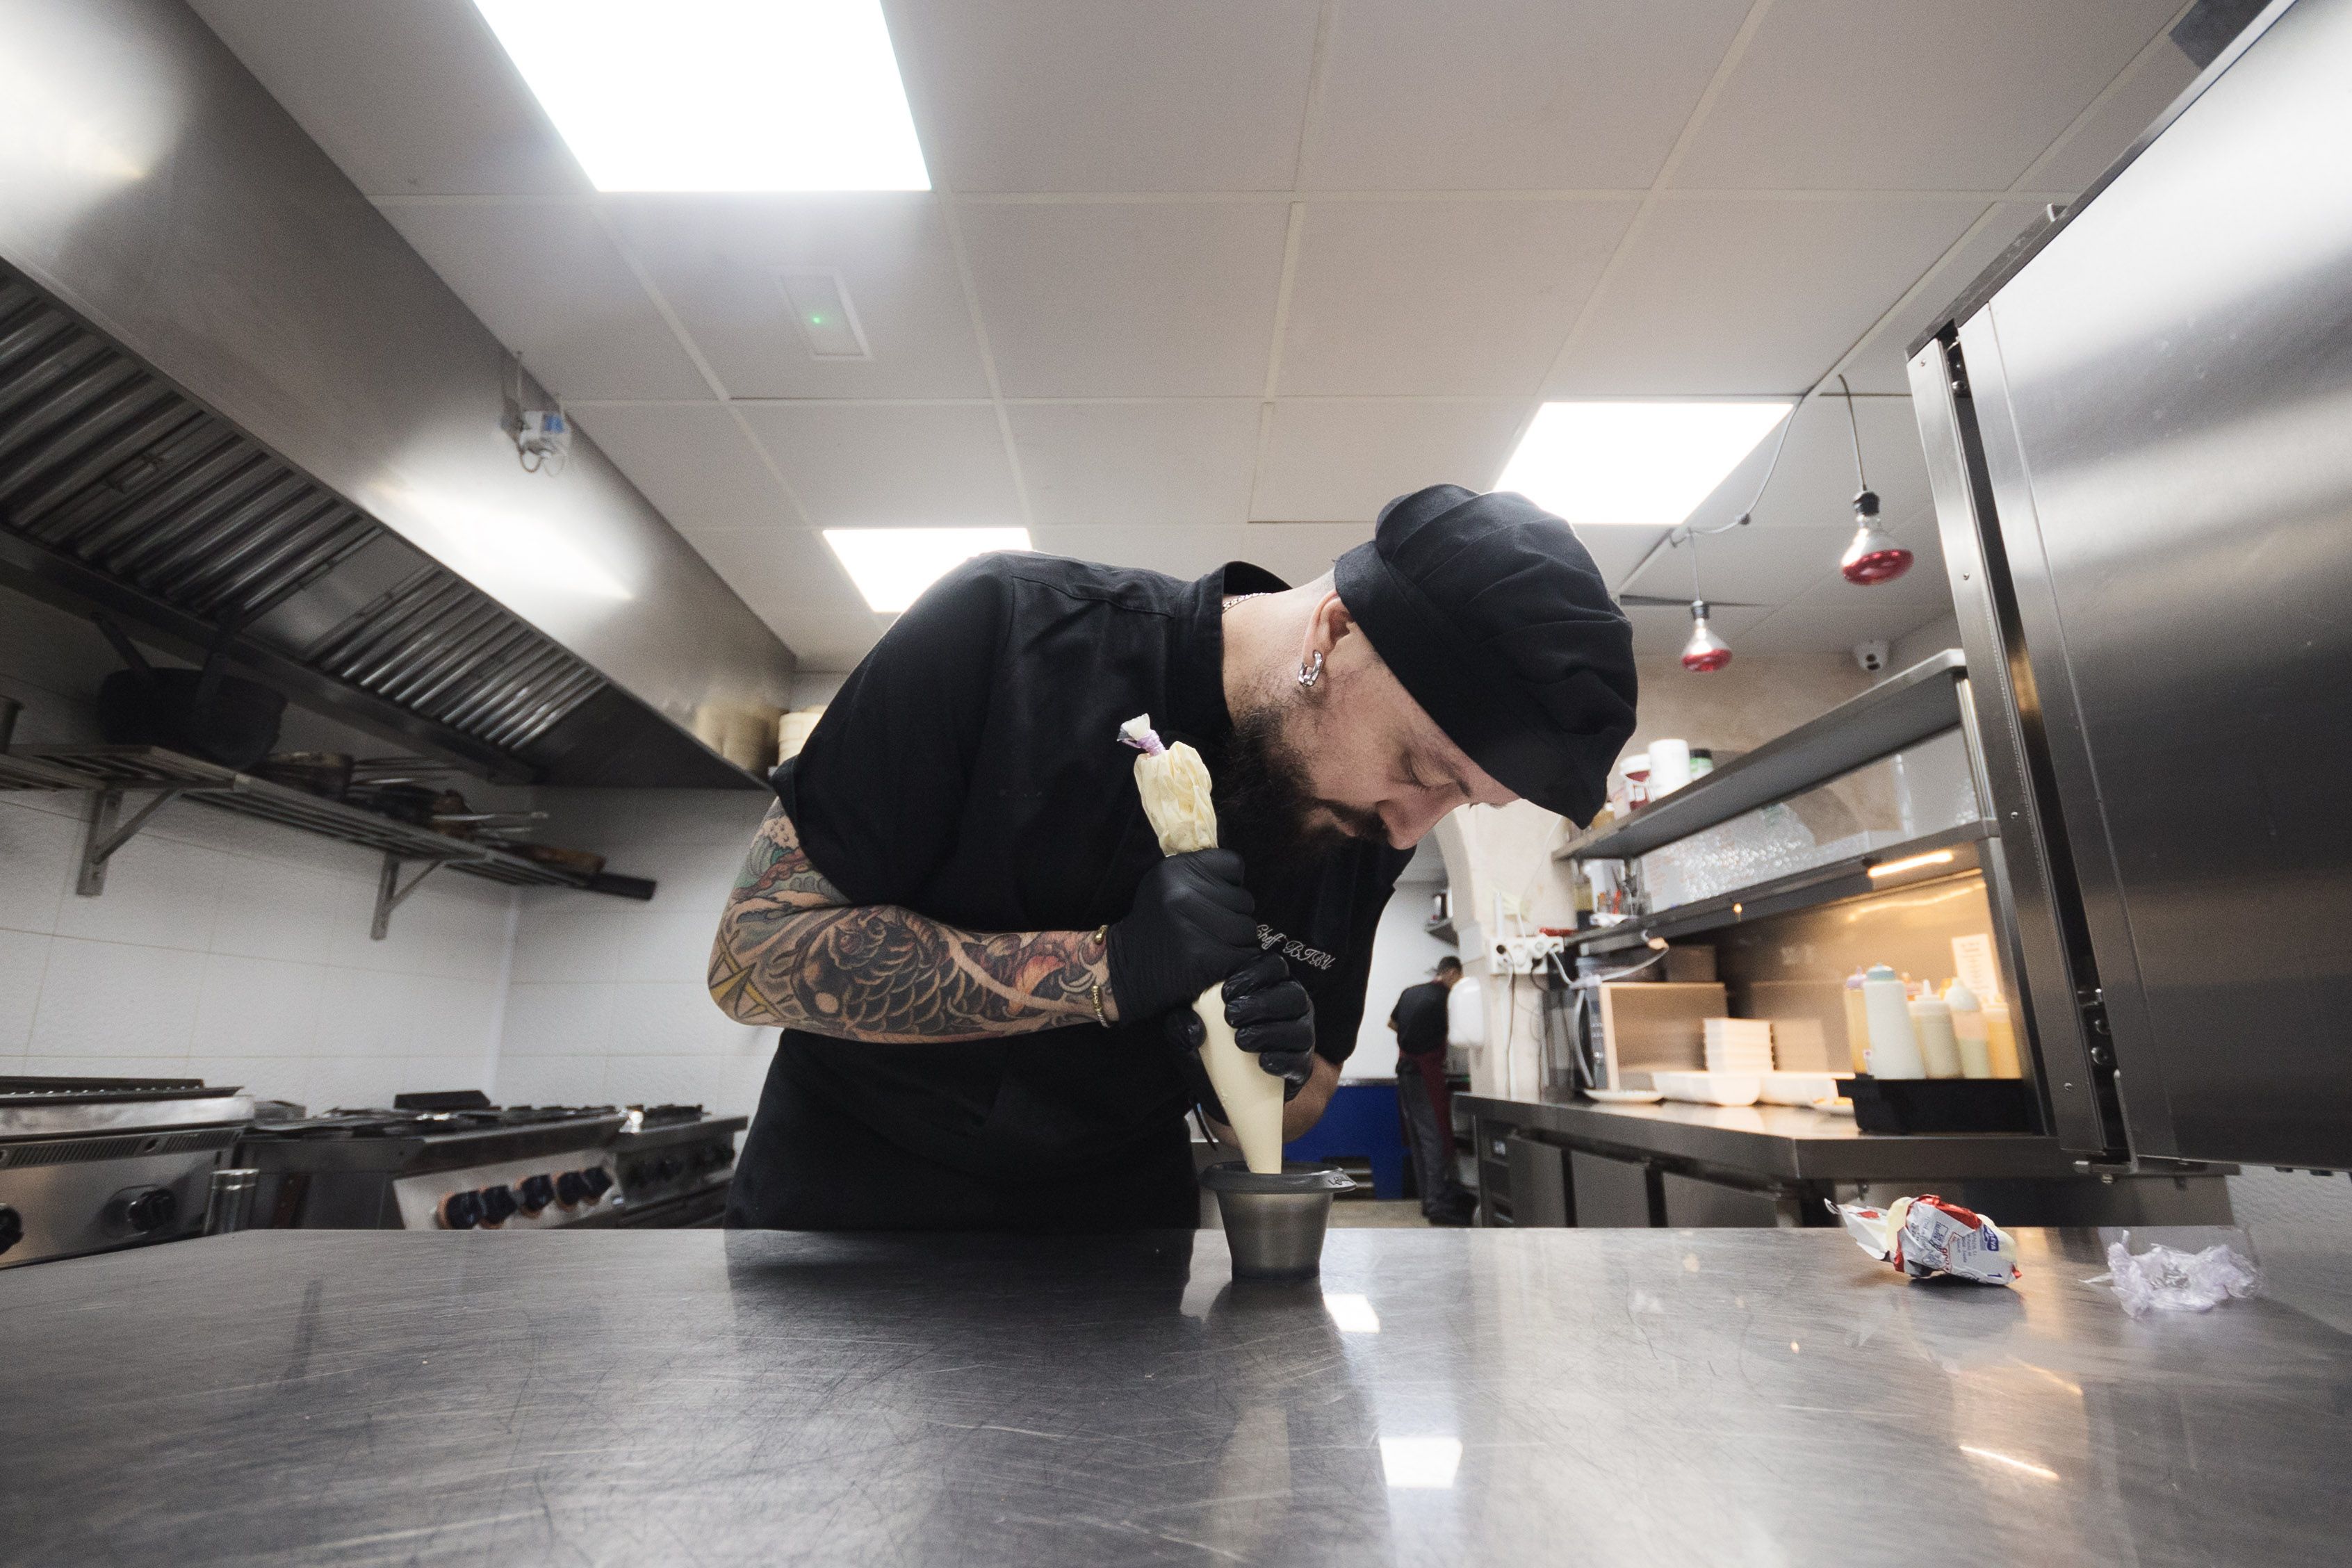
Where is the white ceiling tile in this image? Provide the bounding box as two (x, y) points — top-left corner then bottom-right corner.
(1672, 395), (1936, 538)
(375, 202), (710, 400)
(1277, 200), (1636, 396)
(887, 0), (1321, 192)
(959, 203), (1290, 397)
(1575, 526), (1669, 590)
(1831, 202), (2052, 393)
(734, 403), (1022, 526)
(1546, 198), (1982, 395)
(193, 0), (586, 197)
(1735, 574), (1955, 654)
(1252, 400), (1528, 522)
(1304, 0), (1751, 190)
(2018, 40), (2202, 193)
(1669, 0), (2187, 190)
(755, 608), (889, 672)
(1616, 526), (1865, 608)
(679, 528), (865, 610)
(1008, 402), (1259, 528)
(569, 405), (794, 532)
(1236, 523), (1376, 586)
(599, 195), (990, 400)
(1027, 525), (1255, 581)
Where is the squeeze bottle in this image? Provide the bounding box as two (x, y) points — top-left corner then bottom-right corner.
(1121, 716), (1286, 1173)
(1840, 970), (1872, 1075)
(1909, 993), (1961, 1079)
(1945, 979), (1992, 1079)
(1861, 965), (1925, 1079)
(1982, 1002), (2022, 1078)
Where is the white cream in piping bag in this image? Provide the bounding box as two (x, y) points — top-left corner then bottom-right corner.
(1120, 714), (1286, 1173)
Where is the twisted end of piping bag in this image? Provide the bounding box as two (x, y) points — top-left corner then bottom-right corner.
(1118, 714), (1165, 756)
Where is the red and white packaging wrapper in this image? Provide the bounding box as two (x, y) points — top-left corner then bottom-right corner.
(1836, 1194), (2020, 1287)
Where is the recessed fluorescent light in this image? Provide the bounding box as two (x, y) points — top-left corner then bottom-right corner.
(473, 0), (930, 193)
(1322, 1293), (1381, 1334)
(824, 528), (1031, 613)
(1379, 1437), (1463, 1489)
(1496, 401), (1792, 528)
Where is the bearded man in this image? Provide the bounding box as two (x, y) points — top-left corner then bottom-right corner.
(706, 486), (1635, 1231)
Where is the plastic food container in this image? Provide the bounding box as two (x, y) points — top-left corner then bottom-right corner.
(1758, 1071), (1843, 1105)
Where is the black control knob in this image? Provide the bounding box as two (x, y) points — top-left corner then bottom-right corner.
(555, 1170), (588, 1207)
(106, 1186), (179, 1236)
(516, 1174), (555, 1214)
(655, 1155), (682, 1181)
(439, 1190), (484, 1230)
(580, 1166), (614, 1199)
(477, 1185), (520, 1226)
(0, 1204), (22, 1255)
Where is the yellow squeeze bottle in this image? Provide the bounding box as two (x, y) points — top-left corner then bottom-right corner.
(1122, 716), (1285, 1173)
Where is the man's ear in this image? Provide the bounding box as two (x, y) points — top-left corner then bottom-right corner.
(1306, 589), (1357, 660)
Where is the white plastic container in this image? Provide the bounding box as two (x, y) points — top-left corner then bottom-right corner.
(1759, 1071), (1843, 1105)
(1909, 994), (1962, 1079)
(1983, 1002), (2022, 1078)
(1945, 979), (1993, 1079)
(1648, 739), (1692, 796)
(1861, 965), (1926, 1079)
(1653, 1071), (1763, 1106)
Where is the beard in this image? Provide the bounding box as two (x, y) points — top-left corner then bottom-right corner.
(1217, 698), (1387, 879)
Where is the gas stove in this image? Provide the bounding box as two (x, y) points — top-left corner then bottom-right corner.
(610, 1104), (749, 1228)
(0, 1076), (256, 1269)
(235, 1092), (626, 1231)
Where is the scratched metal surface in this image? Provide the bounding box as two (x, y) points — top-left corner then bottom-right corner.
(1, 1225), (2347, 1565)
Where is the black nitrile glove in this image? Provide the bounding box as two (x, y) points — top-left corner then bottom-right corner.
(1163, 954), (1317, 1111)
(1104, 849), (1260, 1024)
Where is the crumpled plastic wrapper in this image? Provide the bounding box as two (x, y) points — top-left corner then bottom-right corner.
(1834, 1194), (2020, 1286)
(2089, 1231), (2262, 1318)
(1120, 714), (1218, 854)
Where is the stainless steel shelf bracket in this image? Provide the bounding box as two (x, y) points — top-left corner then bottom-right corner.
(76, 787), (188, 897)
(372, 854), (448, 941)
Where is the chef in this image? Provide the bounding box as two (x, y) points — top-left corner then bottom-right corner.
(707, 484), (1636, 1231)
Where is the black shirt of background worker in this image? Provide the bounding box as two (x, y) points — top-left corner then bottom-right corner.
(727, 553), (1415, 1233)
(1389, 981), (1452, 1058)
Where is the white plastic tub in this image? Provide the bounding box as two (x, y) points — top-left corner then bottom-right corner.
(1653, 1071), (1763, 1106)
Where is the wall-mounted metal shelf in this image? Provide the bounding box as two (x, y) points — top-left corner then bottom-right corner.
(0, 744), (654, 938)
(1558, 651), (1968, 864)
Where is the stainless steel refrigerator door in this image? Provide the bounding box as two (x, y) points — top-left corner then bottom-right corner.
(1951, 0), (2352, 1167)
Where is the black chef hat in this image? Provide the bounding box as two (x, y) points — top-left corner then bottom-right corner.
(1334, 485), (1637, 824)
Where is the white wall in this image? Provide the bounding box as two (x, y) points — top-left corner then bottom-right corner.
(493, 787), (778, 1117)
(1889, 611), (1962, 673)
(1, 596), (517, 1107)
(1346, 857), (1453, 1080)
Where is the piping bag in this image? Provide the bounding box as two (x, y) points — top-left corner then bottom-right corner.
(1120, 715), (1286, 1173)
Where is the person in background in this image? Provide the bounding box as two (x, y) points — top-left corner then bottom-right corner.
(1389, 956), (1476, 1225)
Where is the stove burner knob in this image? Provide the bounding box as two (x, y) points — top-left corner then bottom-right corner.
(516, 1175), (555, 1214)
(655, 1154), (682, 1181)
(580, 1166), (614, 1199)
(555, 1171), (588, 1207)
(477, 1185), (520, 1226)
(439, 1190), (484, 1230)
(107, 1186), (179, 1236)
(0, 1205), (22, 1255)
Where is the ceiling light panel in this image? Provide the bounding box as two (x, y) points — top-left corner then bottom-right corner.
(823, 528), (1031, 613)
(1496, 401), (1792, 528)
(473, 0), (930, 193)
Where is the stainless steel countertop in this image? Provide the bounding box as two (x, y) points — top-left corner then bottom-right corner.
(1462, 1092), (2090, 1180)
(2, 1225), (2346, 1565)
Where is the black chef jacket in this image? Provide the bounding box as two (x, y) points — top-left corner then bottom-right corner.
(1389, 980), (1451, 1058)
(726, 553), (1414, 1232)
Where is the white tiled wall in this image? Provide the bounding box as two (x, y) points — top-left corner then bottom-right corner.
(493, 788), (778, 1118)
(0, 787), (516, 1108)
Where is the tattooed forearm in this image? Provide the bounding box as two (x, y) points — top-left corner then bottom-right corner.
(707, 801), (1116, 1042)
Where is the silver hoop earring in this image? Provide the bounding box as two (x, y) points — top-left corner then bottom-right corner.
(1297, 651), (1324, 689)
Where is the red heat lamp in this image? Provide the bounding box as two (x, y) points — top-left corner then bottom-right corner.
(1839, 489), (1912, 585)
(1680, 599), (1733, 672)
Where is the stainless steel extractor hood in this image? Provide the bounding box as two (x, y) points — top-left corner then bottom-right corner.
(0, 0), (794, 787)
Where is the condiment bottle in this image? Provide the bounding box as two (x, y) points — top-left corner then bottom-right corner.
(1909, 991), (1961, 1078)
(1982, 1001), (2022, 1078)
(1861, 964), (1925, 1078)
(1841, 969), (1872, 1075)
(1945, 979), (1992, 1078)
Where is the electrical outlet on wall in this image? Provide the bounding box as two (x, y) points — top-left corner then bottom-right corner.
(1492, 933), (1565, 974)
